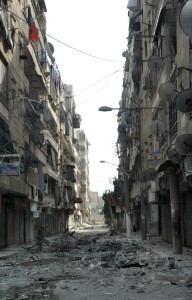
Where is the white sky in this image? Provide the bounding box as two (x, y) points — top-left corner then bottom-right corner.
(45, 0), (128, 196)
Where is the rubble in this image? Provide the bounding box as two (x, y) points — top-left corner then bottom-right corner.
(0, 229), (192, 299)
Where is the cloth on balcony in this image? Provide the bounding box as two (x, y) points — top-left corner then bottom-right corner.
(29, 21), (39, 41)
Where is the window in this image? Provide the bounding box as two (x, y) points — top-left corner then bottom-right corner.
(0, 117), (14, 154)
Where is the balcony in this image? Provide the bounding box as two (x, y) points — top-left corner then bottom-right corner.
(41, 129), (58, 152)
(43, 166), (59, 182)
(0, 176), (28, 195)
(73, 114), (81, 128)
(48, 80), (58, 105)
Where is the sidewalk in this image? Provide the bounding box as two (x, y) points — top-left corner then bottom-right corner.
(136, 236), (192, 275)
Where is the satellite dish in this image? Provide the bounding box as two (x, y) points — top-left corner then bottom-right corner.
(175, 134), (192, 155)
(147, 55), (163, 71)
(158, 82), (176, 102)
(176, 89), (192, 113)
(122, 50), (128, 58)
(179, 0), (192, 38)
(167, 144), (180, 162)
(149, 120), (165, 136)
(144, 168), (157, 181)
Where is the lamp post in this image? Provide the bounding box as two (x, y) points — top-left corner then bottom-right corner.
(100, 160), (132, 237)
(99, 160), (118, 166)
(98, 106), (166, 112)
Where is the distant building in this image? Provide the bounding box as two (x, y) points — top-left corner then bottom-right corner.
(89, 191), (104, 224)
(75, 130), (90, 223)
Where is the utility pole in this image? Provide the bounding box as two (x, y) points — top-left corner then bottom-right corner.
(169, 166), (182, 254)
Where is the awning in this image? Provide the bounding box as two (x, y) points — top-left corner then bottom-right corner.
(146, 159), (168, 169)
(147, 159), (176, 173)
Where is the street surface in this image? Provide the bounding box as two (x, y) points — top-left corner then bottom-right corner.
(0, 225), (192, 300)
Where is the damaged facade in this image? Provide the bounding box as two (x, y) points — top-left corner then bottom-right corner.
(75, 130), (90, 223)
(117, 0), (192, 252)
(0, 0), (90, 248)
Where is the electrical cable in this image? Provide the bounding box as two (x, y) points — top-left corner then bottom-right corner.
(0, 4), (123, 63)
(77, 74), (115, 106)
(46, 33), (123, 63)
(74, 67), (123, 97)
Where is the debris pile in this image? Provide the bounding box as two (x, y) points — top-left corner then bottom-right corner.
(1, 230), (192, 300)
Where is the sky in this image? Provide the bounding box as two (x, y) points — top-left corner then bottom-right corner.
(45, 0), (128, 195)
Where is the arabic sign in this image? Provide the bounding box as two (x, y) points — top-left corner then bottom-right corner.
(145, 159), (167, 167)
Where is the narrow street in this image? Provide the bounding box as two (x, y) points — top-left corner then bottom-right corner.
(0, 226), (192, 300)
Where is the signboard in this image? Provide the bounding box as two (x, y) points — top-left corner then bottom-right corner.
(0, 154), (20, 176)
(145, 159), (167, 168)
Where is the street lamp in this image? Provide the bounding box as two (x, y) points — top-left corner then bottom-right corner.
(100, 160), (118, 167)
(98, 105), (165, 112)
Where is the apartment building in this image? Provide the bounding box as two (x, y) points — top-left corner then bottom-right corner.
(75, 130), (90, 223)
(118, 0), (192, 252)
(0, 0), (86, 248)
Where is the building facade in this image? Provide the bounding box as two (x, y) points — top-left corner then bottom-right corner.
(118, 0), (192, 252)
(76, 130), (90, 223)
(0, 0), (90, 248)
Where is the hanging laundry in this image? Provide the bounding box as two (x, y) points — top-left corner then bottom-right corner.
(29, 20), (39, 41)
(27, 6), (32, 25)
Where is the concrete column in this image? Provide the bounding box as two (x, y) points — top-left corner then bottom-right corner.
(124, 175), (132, 237)
(169, 166), (182, 254)
(141, 192), (147, 240)
(14, 210), (20, 245)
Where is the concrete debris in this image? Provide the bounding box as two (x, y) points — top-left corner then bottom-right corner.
(0, 228), (192, 300)
(98, 240), (122, 252)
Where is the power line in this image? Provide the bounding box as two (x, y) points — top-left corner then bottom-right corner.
(74, 67), (123, 98)
(0, 4), (123, 63)
(77, 77), (113, 106)
(46, 33), (123, 63)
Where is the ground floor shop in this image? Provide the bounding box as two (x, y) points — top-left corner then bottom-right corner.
(0, 196), (69, 249)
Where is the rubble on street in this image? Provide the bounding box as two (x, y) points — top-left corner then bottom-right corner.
(0, 227), (192, 300)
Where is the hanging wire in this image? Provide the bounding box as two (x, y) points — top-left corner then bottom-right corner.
(0, 4), (124, 63)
